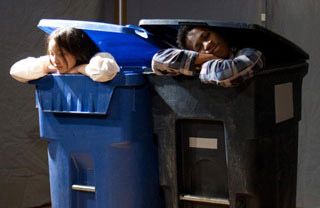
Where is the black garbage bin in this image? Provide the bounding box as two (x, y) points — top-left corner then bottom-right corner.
(139, 19), (309, 208)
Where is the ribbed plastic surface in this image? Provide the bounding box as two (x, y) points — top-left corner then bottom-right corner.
(32, 72), (145, 114)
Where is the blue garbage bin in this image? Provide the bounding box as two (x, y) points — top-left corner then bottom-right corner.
(30, 19), (170, 208)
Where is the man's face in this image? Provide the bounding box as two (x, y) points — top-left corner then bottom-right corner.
(185, 27), (230, 58)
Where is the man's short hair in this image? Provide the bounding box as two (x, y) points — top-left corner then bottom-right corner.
(176, 25), (197, 49)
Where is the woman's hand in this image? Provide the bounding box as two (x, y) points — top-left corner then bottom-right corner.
(70, 64), (88, 75)
(36, 56), (57, 73)
(46, 64), (58, 73)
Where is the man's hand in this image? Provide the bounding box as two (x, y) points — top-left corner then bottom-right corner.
(195, 53), (219, 65)
(194, 53), (219, 70)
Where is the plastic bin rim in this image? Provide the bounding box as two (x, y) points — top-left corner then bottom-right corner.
(38, 19), (128, 33)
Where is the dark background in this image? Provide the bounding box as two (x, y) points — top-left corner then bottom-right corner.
(0, 0), (318, 207)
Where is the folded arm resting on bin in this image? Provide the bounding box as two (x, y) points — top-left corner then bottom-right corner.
(74, 53), (120, 82)
(152, 49), (198, 76)
(10, 52), (120, 83)
(152, 48), (264, 87)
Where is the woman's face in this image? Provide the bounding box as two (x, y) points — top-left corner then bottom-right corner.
(48, 39), (76, 73)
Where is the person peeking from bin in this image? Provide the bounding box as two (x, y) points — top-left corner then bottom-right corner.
(10, 27), (120, 82)
(152, 26), (265, 87)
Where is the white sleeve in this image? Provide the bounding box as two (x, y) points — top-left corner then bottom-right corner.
(85, 53), (120, 82)
(10, 56), (49, 83)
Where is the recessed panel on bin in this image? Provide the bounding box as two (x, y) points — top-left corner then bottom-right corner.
(176, 120), (228, 208)
(70, 152), (96, 208)
(274, 82), (294, 123)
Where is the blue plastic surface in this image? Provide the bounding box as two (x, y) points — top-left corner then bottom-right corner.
(38, 19), (170, 68)
(31, 72), (145, 114)
(32, 72), (163, 208)
(33, 19), (164, 208)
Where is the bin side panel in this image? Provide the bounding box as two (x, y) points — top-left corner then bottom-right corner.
(41, 81), (163, 208)
(147, 62), (307, 208)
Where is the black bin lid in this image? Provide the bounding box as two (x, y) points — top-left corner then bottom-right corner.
(139, 19), (309, 67)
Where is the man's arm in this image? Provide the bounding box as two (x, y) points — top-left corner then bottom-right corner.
(199, 48), (264, 87)
(152, 48), (219, 75)
(152, 48), (199, 76)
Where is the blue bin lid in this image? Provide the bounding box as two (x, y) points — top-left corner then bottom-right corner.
(38, 19), (171, 68)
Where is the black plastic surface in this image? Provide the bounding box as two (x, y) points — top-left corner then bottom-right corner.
(147, 62), (308, 208)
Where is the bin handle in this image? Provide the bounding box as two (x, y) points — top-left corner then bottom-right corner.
(125, 24), (148, 39)
(72, 184), (95, 193)
(179, 194), (230, 206)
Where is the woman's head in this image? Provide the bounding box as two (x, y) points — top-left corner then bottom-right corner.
(47, 27), (100, 73)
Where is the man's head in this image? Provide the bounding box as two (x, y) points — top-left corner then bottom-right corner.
(177, 26), (231, 59)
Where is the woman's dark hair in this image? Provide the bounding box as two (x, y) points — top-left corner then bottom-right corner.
(176, 25), (198, 49)
(47, 27), (100, 66)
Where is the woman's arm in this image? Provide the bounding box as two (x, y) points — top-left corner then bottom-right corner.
(10, 56), (55, 82)
(77, 52), (120, 82)
(199, 48), (264, 87)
